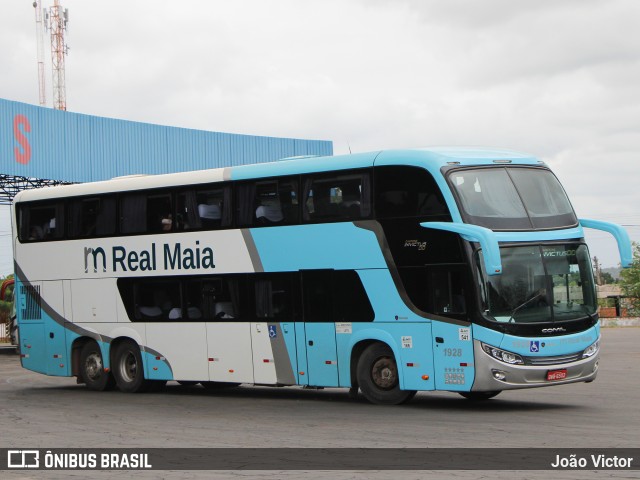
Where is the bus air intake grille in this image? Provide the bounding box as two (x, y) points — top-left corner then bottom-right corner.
(524, 352), (582, 366)
(20, 285), (42, 320)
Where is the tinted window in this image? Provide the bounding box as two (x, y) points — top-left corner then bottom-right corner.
(176, 185), (232, 231)
(302, 270), (374, 322)
(120, 192), (172, 234)
(303, 271), (332, 322)
(303, 171), (371, 222)
(119, 275), (248, 322)
(19, 201), (65, 241)
(68, 197), (116, 238)
(400, 266), (467, 316)
(118, 270), (373, 323)
(333, 270), (375, 322)
(375, 166), (449, 219)
(133, 279), (182, 321)
(120, 194), (146, 234)
(237, 177), (299, 227)
(255, 273), (296, 321)
(185, 276), (246, 320)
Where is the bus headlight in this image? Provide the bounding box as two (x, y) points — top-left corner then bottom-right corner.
(481, 342), (524, 365)
(582, 339), (600, 358)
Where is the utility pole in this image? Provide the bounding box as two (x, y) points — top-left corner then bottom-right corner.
(32, 1), (46, 106)
(593, 256), (603, 285)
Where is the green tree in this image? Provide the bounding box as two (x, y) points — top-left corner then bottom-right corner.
(600, 272), (616, 285)
(0, 275), (14, 342)
(620, 242), (640, 313)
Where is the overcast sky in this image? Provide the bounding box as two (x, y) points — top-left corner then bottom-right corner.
(0, 0), (639, 273)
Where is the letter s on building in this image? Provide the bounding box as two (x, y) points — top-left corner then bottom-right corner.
(14, 114), (32, 165)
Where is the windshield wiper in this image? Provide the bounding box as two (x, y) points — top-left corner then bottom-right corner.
(508, 292), (545, 323)
(580, 304), (597, 322)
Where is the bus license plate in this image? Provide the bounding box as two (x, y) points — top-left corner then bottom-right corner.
(546, 369), (568, 381)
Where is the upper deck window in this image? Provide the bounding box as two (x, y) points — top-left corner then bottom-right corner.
(303, 171), (371, 223)
(374, 166), (449, 219)
(448, 167), (577, 230)
(18, 201), (65, 241)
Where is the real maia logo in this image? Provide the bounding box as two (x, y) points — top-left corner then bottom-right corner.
(84, 241), (215, 273)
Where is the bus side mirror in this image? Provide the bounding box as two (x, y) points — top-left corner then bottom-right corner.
(579, 219), (632, 268)
(421, 222), (502, 276)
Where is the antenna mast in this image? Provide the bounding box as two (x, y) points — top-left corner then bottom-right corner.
(32, 1), (46, 106)
(47, 0), (69, 111)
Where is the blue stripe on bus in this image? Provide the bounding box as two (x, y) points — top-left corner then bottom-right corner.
(228, 151), (380, 180)
(249, 223), (387, 272)
(356, 269), (416, 322)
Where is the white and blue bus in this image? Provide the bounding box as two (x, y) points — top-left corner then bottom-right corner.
(12, 148), (632, 404)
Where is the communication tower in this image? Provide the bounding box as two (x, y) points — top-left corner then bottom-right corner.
(46, 0), (69, 111)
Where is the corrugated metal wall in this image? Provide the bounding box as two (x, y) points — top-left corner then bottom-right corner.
(0, 98), (333, 182)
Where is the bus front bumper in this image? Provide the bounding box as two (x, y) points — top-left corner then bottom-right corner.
(471, 339), (599, 391)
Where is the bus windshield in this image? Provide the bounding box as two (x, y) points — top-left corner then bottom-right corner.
(449, 167), (577, 230)
(477, 244), (597, 324)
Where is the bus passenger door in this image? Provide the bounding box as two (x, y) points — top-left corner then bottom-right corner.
(431, 322), (475, 391)
(304, 323), (339, 387)
(302, 271), (339, 387)
(251, 322), (278, 384)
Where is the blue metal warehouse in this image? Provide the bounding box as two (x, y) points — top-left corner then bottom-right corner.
(0, 98), (333, 184)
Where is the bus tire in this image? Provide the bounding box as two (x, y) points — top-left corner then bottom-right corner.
(458, 391), (501, 401)
(148, 380), (167, 392)
(112, 341), (149, 393)
(80, 341), (114, 391)
(356, 343), (416, 405)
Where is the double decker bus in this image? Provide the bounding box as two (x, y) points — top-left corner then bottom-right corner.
(12, 147), (631, 404)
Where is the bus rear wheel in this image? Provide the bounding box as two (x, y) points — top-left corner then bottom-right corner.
(356, 343), (416, 405)
(458, 391), (501, 401)
(80, 341), (114, 391)
(112, 341), (149, 393)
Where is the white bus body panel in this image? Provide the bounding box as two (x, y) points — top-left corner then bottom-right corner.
(71, 279), (118, 324)
(145, 323), (209, 381)
(206, 323), (254, 383)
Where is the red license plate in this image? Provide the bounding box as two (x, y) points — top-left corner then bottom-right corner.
(546, 369), (568, 381)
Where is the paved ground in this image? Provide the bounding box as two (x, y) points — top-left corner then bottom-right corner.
(1, 328), (639, 479)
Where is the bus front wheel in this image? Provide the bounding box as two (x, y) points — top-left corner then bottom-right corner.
(79, 341), (114, 391)
(356, 343), (416, 405)
(112, 341), (149, 393)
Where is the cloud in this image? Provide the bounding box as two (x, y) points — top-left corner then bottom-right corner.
(1, 0), (638, 268)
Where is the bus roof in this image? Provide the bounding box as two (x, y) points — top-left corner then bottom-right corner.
(14, 147), (542, 203)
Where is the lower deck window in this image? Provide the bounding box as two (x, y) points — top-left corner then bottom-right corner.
(117, 270), (374, 323)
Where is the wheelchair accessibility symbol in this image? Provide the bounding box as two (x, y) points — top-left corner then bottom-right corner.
(268, 325), (277, 338)
(530, 341), (540, 353)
